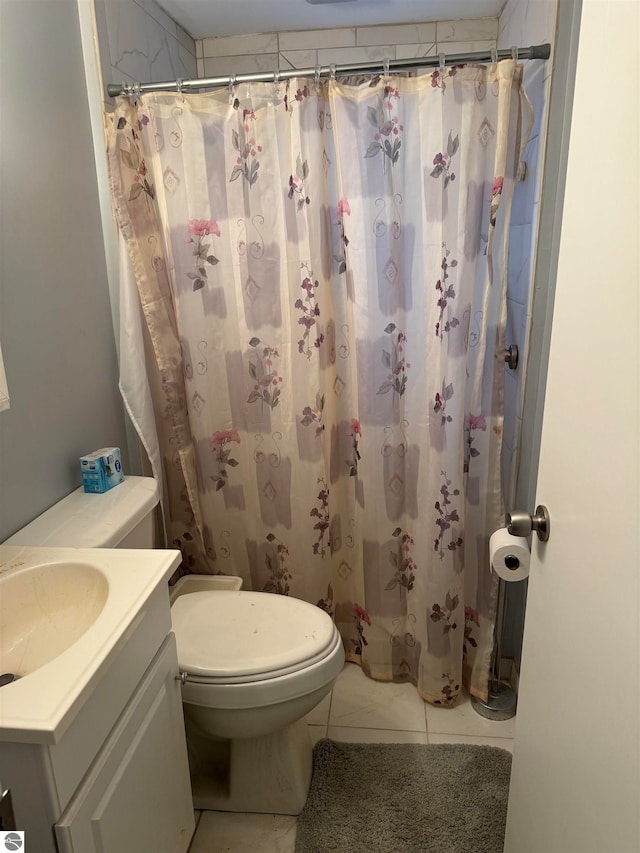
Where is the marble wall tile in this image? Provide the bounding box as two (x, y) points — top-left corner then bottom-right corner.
(511, 135), (539, 227)
(437, 18), (498, 42)
(203, 53), (280, 78)
(499, 0), (526, 47)
(317, 44), (395, 66)
(175, 24), (196, 56)
(147, 16), (195, 83)
(503, 370), (522, 453)
(506, 298), (529, 364)
(356, 23), (436, 46)
(193, 20), (500, 78)
(97, 0), (196, 97)
(435, 40), (497, 56)
(201, 32), (278, 58)
(140, 0), (176, 39)
(396, 43), (437, 60)
(524, 0), (558, 47)
(508, 223), (535, 306)
(501, 442), (518, 513)
(278, 27), (356, 51)
(497, 1), (557, 552)
(178, 44), (197, 79)
(522, 60), (547, 139)
(280, 49), (319, 71)
(103, 0), (151, 82)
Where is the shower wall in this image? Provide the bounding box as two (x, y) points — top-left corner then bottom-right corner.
(498, 0), (558, 672)
(92, 0), (197, 101)
(194, 18), (498, 77)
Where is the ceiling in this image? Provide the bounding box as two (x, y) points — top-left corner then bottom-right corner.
(158, 0), (505, 40)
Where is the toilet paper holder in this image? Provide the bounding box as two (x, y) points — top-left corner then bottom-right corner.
(506, 505), (550, 542)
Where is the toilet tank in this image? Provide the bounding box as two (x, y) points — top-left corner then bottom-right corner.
(3, 476), (160, 549)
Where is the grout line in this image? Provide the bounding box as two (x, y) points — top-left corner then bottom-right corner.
(328, 724), (428, 734)
(326, 686), (334, 728)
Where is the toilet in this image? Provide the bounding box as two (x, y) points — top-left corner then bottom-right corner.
(4, 475), (344, 815)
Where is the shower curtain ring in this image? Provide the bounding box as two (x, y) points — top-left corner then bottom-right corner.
(129, 82), (141, 105)
(314, 64), (321, 88)
(511, 45), (519, 61)
(438, 52), (446, 72)
(383, 58), (390, 79)
(175, 78), (185, 101)
(329, 63), (336, 81)
(228, 73), (237, 104)
(491, 47), (498, 67)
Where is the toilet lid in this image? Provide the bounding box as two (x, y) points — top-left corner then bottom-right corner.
(171, 590), (337, 679)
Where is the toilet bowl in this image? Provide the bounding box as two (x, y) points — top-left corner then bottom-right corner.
(170, 587), (344, 814)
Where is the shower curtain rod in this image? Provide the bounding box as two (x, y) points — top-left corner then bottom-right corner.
(107, 42), (550, 97)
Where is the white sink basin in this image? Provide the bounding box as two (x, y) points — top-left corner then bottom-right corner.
(0, 562), (108, 678)
(0, 545), (181, 743)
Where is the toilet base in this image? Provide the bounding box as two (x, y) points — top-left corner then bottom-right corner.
(187, 717), (313, 815)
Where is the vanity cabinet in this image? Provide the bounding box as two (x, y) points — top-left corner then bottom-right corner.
(0, 577), (194, 853)
(55, 634), (193, 853)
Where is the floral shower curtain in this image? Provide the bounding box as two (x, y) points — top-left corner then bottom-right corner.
(107, 61), (531, 705)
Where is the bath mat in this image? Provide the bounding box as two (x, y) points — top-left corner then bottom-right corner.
(295, 739), (511, 853)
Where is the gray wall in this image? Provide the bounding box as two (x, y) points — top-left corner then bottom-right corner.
(0, 0), (129, 541)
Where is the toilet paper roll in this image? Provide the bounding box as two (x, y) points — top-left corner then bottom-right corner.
(489, 528), (530, 581)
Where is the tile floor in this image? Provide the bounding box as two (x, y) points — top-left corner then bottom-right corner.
(187, 662), (515, 852)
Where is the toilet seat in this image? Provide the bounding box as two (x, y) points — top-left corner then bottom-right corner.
(171, 590), (345, 710)
(171, 590), (337, 681)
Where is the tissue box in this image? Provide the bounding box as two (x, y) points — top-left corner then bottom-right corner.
(80, 447), (124, 493)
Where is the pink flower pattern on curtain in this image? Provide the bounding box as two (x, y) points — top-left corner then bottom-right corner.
(107, 62), (531, 704)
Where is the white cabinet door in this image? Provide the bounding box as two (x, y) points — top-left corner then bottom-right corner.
(56, 634), (194, 853)
(504, 2), (639, 851)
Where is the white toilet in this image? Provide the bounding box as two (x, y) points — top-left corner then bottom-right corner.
(4, 475), (344, 815)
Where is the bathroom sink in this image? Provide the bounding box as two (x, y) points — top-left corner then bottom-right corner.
(0, 545), (181, 743)
(0, 561), (108, 678)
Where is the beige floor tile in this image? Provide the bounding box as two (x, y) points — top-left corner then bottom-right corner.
(308, 723), (327, 746)
(304, 690), (331, 726)
(188, 810), (296, 853)
(327, 726), (428, 744)
(428, 732), (514, 754)
(426, 691), (517, 739)
(329, 662), (427, 732)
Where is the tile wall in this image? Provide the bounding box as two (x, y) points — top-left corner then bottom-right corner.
(497, 0), (558, 667)
(499, 0), (557, 512)
(195, 18), (498, 77)
(93, 0), (197, 99)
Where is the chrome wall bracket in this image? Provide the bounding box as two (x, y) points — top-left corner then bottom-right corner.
(505, 344), (519, 370)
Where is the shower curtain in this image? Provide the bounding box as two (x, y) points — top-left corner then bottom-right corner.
(107, 61), (531, 704)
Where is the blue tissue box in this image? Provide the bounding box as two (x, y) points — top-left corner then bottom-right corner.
(80, 447), (124, 493)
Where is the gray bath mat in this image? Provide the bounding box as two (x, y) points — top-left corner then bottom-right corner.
(295, 739), (511, 853)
